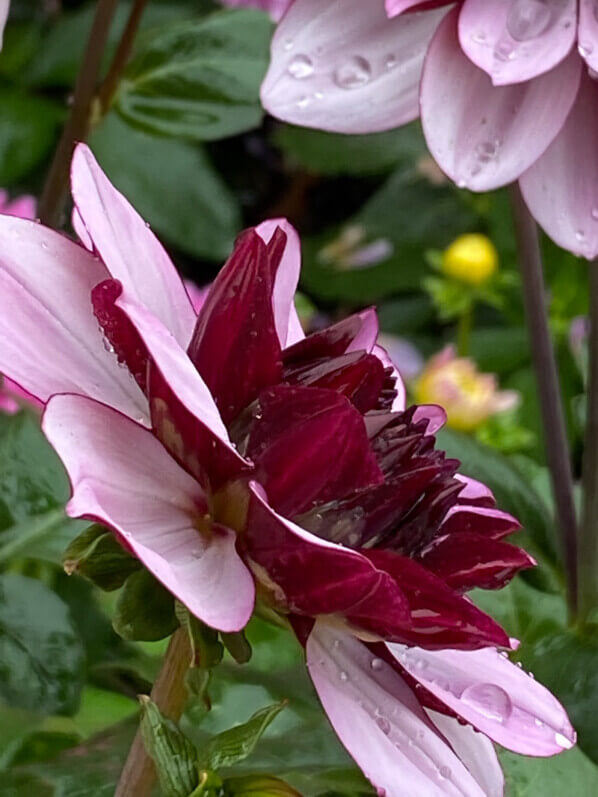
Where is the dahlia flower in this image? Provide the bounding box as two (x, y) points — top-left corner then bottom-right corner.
(260, 0), (598, 259)
(0, 144), (574, 796)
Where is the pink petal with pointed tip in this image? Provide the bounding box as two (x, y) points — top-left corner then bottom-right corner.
(427, 710), (504, 797)
(43, 394), (255, 632)
(413, 404), (447, 434)
(71, 144), (196, 347)
(420, 9), (582, 191)
(519, 72), (598, 260)
(256, 218), (303, 348)
(458, 0), (577, 86)
(579, 0), (598, 73)
(386, 0), (452, 18)
(455, 474), (495, 506)
(307, 623), (490, 797)
(373, 344), (407, 412)
(388, 642), (576, 756)
(0, 216), (146, 420)
(261, 0), (448, 134)
(72, 207), (94, 251)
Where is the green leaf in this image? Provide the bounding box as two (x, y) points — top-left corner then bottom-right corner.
(116, 9), (272, 141)
(500, 746), (598, 796)
(0, 574), (85, 715)
(221, 631), (252, 665)
(224, 773), (301, 796)
(436, 428), (561, 582)
(273, 122), (425, 177)
(0, 90), (62, 185)
(176, 602), (224, 669)
(113, 569), (178, 642)
(91, 113), (241, 261)
(62, 523), (141, 591)
(140, 696), (199, 797)
(199, 702), (287, 771)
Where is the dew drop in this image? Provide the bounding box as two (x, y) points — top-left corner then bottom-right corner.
(461, 683), (513, 723)
(555, 731), (573, 749)
(283, 38), (294, 51)
(576, 229), (586, 243)
(375, 714), (391, 735)
(339, 670), (348, 682)
(591, 208), (598, 221)
(471, 31), (486, 44)
(288, 54), (314, 79)
(334, 56), (372, 90)
(507, 0), (554, 42)
(384, 54), (397, 70)
(495, 40), (516, 62)
(438, 766), (451, 780)
(370, 657), (384, 671)
(579, 41), (594, 58)
(296, 95), (311, 109)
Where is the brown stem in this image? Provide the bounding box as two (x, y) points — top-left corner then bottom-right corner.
(115, 628), (191, 797)
(509, 184), (578, 617)
(579, 262), (598, 623)
(38, 0), (119, 227)
(97, 0), (150, 112)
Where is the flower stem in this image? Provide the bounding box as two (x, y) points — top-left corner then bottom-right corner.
(115, 628), (191, 796)
(456, 307), (472, 357)
(579, 263), (598, 624)
(38, 0), (119, 228)
(509, 184), (578, 618)
(97, 0), (149, 112)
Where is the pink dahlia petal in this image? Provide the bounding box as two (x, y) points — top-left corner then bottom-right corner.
(386, 0), (452, 18)
(43, 394), (255, 632)
(261, 0), (448, 134)
(427, 710), (504, 797)
(373, 344), (407, 412)
(188, 229), (283, 424)
(458, 0), (577, 86)
(0, 1), (8, 49)
(362, 550), (511, 649)
(421, 8), (582, 191)
(255, 218), (303, 348)
(0, 193), (36, 220)
(519, 72), (598, 260)
(307, 622), (491, 797)
(112, 288), (252, 485)
(419, 531), (535, 591)
(284, 308), (379, 364)
(244, 484), (406, 619)
(184, 280), (209, 314)
(247, 385), (383, 517)
(388, 643), (576, 756)
(455, 475), (495, 507)
(71, 144), (196, 347)
(413, 403), (447, 435)
(72, 207), (94, 251)
(0, 216), (146, 420)
(579, 0), (598, 73)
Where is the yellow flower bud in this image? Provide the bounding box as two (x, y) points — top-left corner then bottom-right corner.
(414, 347), (518, 433)
(442, 233), (498, 287)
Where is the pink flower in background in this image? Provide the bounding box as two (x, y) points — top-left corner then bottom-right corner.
(0, 144), (574, 796)
(220, 0), (292, 21)
(0, 1), (9, 49)
(261, 0), (598, 259)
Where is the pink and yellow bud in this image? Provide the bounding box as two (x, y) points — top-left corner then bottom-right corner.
(442, 233), (498, 287)
(414, 346), (519, 433)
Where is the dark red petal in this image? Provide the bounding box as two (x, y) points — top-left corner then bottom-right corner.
(247, 385), (384, 516)
(283, 308), (378, 364)
(187, 229), (283, 424)
(283, 351), (386, 413)
(92, 279), (149, 390)
(243, 486), (385, 617)
(360, 549), (511, 650)
(441, 505), (521, 539)
(419, 531), (535, 592)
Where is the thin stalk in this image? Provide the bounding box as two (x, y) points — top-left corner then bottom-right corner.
(579, 263), (598, 623)
(38, 0), (119, 227)
(456, 307), (473, 357)
(509, 184), (578, 617)
(97, 0), (149, 112)
(115, 628), (191, 796)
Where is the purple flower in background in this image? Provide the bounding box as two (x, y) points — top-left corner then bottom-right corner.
(261, 0), (598, 258)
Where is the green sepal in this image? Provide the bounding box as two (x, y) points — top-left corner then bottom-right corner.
(62, 523), (140, 591)
(198, 702), (287, 771)
(139, 696), (199, 797)
(221, 630), (252, 664)
(186, 667), (212, 709)
(190, 769), (225, 797)
(224, 774), (301, 796)
(113, 569), (178, 641)
(176, 602), (224, 669)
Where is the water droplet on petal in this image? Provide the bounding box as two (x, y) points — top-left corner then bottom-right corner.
(370, 657), (384, 671)
(591, 208), (598, 221)
(375, 714), (391, 735)
(334, 56), (372, 90)
(438, 766), (451, 780)
(339, 670), (348, 682)
(288, 54), (314, 79)
(555, 731), (573, 749)
(507, 0), (554, 42)
(461, 683), (513, 723)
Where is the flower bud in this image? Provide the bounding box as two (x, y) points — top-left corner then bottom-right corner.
(414, 346), (518, 432)
(442, 233), (498, 287)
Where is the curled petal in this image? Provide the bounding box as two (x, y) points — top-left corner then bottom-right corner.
(579, 0), (598, 73)
(441, 504), (521, 539)
(261, 0), (447, 133)
(71, 144), (196, 347)
(43, 395), (255, 632)
(284, 308), (379, 364)
(307, 622), (491, 797)
(386, 1), (452, 17)
(421, 8), (582, 191)
(458, 0), (577, 86)
(387, 643), (576, 756)
(0, 216), (146, 421)
(519, 72), (598, 260)
(373, 344), (407, 412)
